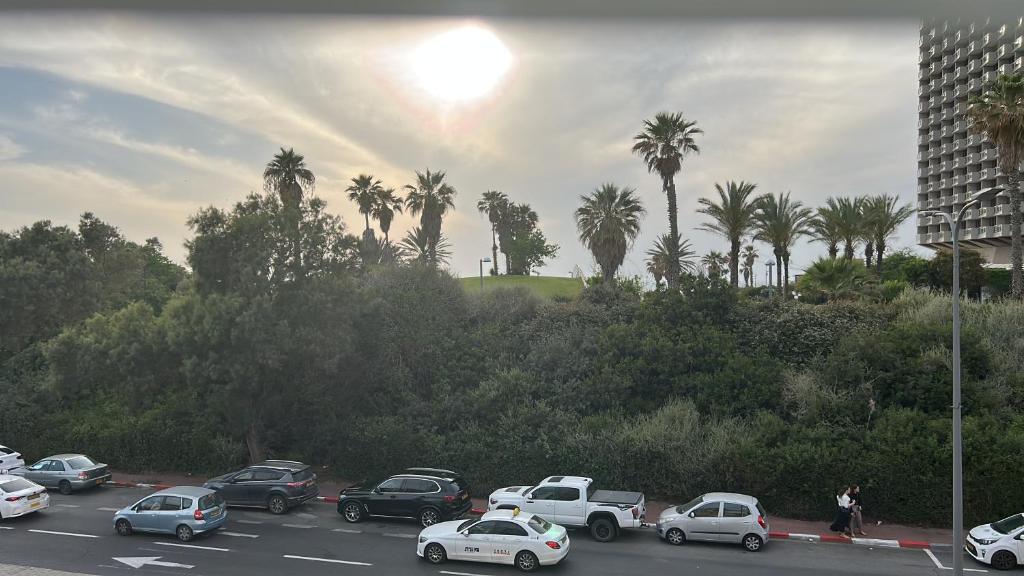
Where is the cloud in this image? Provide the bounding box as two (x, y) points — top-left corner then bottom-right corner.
(0, 134), (25, 161)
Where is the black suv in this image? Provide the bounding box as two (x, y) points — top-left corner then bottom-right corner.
(337, 467), (472, 527)
(203, 460), (319, 514)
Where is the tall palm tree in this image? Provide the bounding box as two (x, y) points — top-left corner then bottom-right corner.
(477, 190), (509, 275)
(632, 112), (703, 287)
(810, 203), (844, 259)
(697, 180), (759, 287)
(968, 73), (1024, 299)
(263, 147), (315, 277)
(404, 169), (457, 265)
(399, 226), (452, 266)
(740, 244), (759, 287)
(865, 194), (915, 275)
(701, 251), (729, 279)
(370, 187), (404, 243)
(645, 233), (696, 288)
(346, 174), (384, 235)
(574, 183), (645, 282)
(753, 192), (813, 297)
(831, 196), (866, 260)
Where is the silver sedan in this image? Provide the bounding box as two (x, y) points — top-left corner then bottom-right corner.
(9, 454), (111, 495)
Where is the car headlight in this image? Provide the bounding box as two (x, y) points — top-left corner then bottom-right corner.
(419, 536), (427, 543)
(975, 538), (999, 546)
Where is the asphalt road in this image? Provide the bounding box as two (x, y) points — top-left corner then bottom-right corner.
(0, 486), (975, 576)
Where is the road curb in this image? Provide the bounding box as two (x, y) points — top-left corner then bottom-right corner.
(769, 530), (943, 549)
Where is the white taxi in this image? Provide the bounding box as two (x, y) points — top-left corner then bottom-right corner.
(0, 474), (49, 519)
(417, 508), (569, 572)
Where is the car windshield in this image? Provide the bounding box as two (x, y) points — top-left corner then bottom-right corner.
(527, 514), (553, 534)
(66, 456), (96, 469)
(676, 496), (704, 515)
(992, 514), (1024, 535)
(0, 478), (35, 493)
(457, 519), (478, 532)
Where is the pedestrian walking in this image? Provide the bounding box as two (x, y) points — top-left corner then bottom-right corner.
(829, 486), (853, 538)
(849, 484), (867, 536)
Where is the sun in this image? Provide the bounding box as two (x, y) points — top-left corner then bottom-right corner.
(412, 25), (513, 103)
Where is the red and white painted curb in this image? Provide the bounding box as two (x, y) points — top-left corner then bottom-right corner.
(768, 531), (934, 549)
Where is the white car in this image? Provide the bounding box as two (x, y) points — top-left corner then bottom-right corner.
(417, 509), (569, 572)
(0, 474), (49, 519)
(0, 445), (24, 473)
(966, 513), (1024, 570)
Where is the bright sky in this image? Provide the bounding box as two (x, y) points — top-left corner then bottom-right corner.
(0, 14), (923, 281)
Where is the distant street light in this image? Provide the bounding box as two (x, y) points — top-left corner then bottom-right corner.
(921, 185), (1004, 576)
(479, 257), (492, 291)
(765, 261), (775, 296)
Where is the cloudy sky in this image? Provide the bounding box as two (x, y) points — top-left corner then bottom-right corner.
(0, 13), (922, 281)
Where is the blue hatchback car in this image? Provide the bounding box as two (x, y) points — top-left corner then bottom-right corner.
(114, 486), (227, 542)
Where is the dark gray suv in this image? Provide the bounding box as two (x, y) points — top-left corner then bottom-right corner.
(203, 460), (318, 514)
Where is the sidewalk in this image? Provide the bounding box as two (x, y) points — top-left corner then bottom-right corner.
(108, 470), (953, 546)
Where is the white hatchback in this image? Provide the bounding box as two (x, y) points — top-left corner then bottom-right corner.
(966, 513), (1024, 570)
(417, 509), (569, 572)
(0, 474), (49, 519)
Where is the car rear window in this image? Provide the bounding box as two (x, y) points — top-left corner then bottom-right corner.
(291, 469), (313, 482)
(527, 514), (553, 534)
(993, 514), (1024, 535)
(0, 479), (35, 493)
(0, 447), (13, 455)
(756, 502), (767, 517)
(66, 456), (96, 469)
(199, 493), (225, 510)
(448, 476), (467, 493)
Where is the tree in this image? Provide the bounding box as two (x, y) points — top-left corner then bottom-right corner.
(697, 181), (759, 287)
(646, 234), (696, 288)
(346, 174), (384, 235)
(829, 196), (865, 260)
(370, 187), (403, 263)
(477, 190), (508, 275)
(811, 203), (844, 259)
(929, 249), (988, 299)
(740, 245), (759, 287)
(262, 148), (316, 277)
(398, 226), (452, 266)
(404, 169), (457, 266)
(753, 192), (813, 297)
(967, 73), (1024, 299)
(575, 184), (645, 282)
(797, 257), (872, 302)
(863, 194), (915, 275)
(880, 250), (931, 286)
(632, 112), (702, 287)
(701, 251), (729, 279)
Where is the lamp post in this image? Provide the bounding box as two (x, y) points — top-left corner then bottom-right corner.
(765, 261), (775, 296)
(479, 257), (491, 291)
(921, 186), (1003, 576)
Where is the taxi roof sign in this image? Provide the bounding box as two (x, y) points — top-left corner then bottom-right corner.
(512, 506), (520, 517)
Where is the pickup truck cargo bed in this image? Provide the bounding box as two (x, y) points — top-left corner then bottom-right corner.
(590, 490), (643, 506)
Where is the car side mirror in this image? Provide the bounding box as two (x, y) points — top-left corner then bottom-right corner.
(132, 505), (141, 512)
(461, 530), (469, 536)
(688, 512), (695, 518)
(525, 493), (533, 500)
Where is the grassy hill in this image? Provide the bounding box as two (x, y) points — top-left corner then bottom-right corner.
(459, 275), (584, 299)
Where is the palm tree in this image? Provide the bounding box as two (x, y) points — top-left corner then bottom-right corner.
(697, 181), (759, 287)
(399, 226), (452, 266)
(740, 245), (759, 287)
(864, 194), (914, 275)
(574, 183), (645, 282)
(346, 174), (384, 235)
(797, 257), (872, 302)
(263, 147), (315, 277)
(753, 192), (813, 297)
(968, 73), (1024, 299)
(370, 187), (404, 243)
(645, 234), (696, 288)
(701, 251), (729, 279)
(810, 204), (844, 259)
(404, 169), (457, 265)
(477, 190), (509, 275)
(831, 196), (866, 260)
(632, 112), (703, 287)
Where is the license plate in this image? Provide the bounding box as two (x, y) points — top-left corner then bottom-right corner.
(95, 478), (105, 485)
(30, 502), (41, 509)
(462, 493), (469, 500)
(27, 493), (39, 500)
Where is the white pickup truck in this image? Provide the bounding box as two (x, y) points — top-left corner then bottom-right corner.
(487, 475), (646, 542)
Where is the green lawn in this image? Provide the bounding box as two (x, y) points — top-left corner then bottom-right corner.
(459, 275), (584, 299)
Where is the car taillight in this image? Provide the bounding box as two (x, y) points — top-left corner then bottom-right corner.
(194, 509), (204, 521)
(77, 472), (88, 480)
(631, 506), (639, 519)
(757, 515), (766, 529)
(443, 495), (456, 503)
(287, 481), (304, 488)
(5, 496), (22, 502)
(545, 541), (561, 550)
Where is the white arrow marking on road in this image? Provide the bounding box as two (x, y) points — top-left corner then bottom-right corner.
(114, 557), (194, 569)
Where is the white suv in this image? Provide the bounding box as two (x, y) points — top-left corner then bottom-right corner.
(966, 513), (1024, 570)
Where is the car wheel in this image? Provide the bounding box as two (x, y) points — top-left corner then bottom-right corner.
(58, 481), (73, 495)
(589, 517), (616, 542)
(176, 524), (194, 542)
(419, 508), (441, 528)
(342, 501), (364, 523)
(991, 550), (1017, 571)
(515, 551), (539, 573)
(424, 543), (446, 564)
(665, 528), (685, 545)
(267, 494), (288, 515)
(115, 519), (132, 536)
(743, 534), (764, 552)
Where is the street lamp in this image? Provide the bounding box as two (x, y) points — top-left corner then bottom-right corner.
(479, 257), (491, 291)
(921, 185), (1004, 576)
(765, 261), (775, 296)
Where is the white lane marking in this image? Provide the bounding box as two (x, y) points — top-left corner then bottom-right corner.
(236, 519), (263, 525)
(28, 529), (100, 538)
(924, 549), (988, 572)
(282, 523), (316, 529)
(0, 526), (13, 530)
(283, 555), (372, 566)
(332, 528), (362, 534)
(852, 538), (900, 548)
(56, 504), (80, 508)
(220, 531), (259, 538)
(114, 556), (194, 569)
(440, 571), (496, 576)
(383, 533), (416, 539)
(97, 507), (120, 512)
(153, 542), (230, 552)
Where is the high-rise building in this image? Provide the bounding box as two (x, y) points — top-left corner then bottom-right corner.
(917, 19), (1024, 266)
